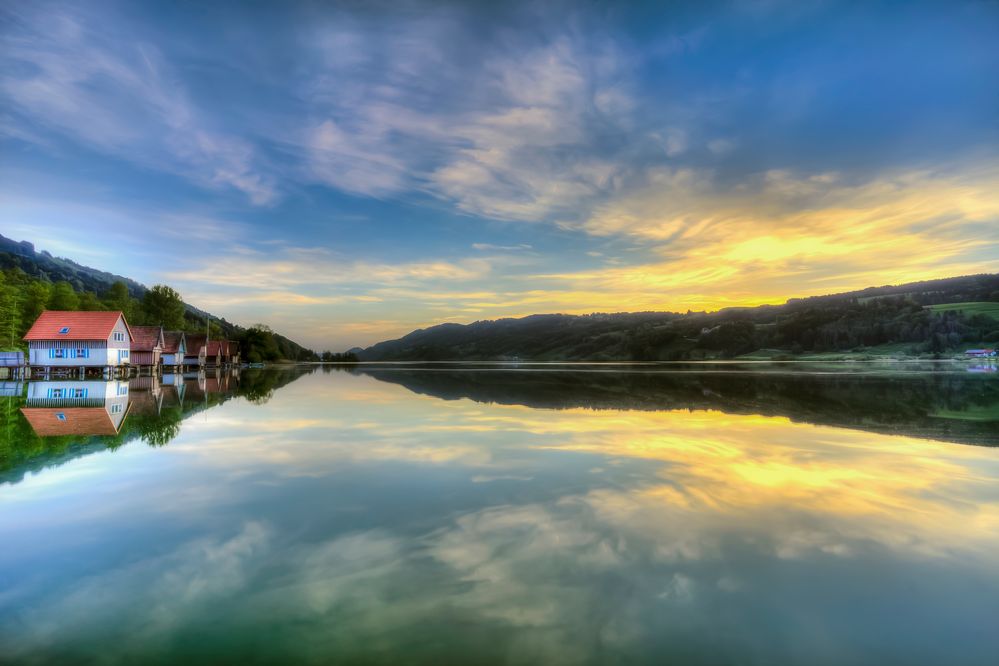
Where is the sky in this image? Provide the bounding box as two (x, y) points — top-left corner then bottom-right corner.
(1, 0), (997, 350)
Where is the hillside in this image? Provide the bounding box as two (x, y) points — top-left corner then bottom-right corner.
(358, 274), (999, 361)
(0, 233), (316, 361)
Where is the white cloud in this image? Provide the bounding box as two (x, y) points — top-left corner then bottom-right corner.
(291, 19), (637, 222)
(0, 6), (277, 205)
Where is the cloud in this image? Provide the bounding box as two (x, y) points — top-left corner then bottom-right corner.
(0, 5), (277, 204)
(164, 246), (492, 291)
(535, 163), (999, 311)
(472, 243), (533, 252)
(288, 14), (639, 221)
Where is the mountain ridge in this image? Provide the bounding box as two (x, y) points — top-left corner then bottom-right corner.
(358, 274), (999, 361)
(0, 233), (315, 360)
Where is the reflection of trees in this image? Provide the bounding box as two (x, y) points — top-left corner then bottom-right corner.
(237, 366), (310, 404)
(1, 366), (316, 484)
(133, 406), (184, 447)
(358, 367), (999, 447)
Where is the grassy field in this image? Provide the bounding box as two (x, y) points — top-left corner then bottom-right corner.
(736, 340), (992, 361)
(926, 302), (999, 320)
(932, 406), (999, 422)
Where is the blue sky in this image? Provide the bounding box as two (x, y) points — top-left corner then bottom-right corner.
(2, 0), (997, 349)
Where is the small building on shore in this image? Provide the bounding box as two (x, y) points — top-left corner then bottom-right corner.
(130, 326), (164, 368)
(184, 334), (207, 368)
(965, 349), (996, 358)
(24, 311), (133, 369)
(161, 331), (187, 370)
(205, 340), (223, 367)
(219, 340), (240, 366)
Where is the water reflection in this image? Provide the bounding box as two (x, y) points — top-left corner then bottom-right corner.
(21, 379), (130, 436)
(0, 367), (312, 484)
(357, 363), (999, 446)
(0, 366), (997, 664)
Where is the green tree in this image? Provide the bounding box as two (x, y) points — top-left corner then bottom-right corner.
(49, 281), (79, 310)
(104, 281), (131, 310)
(21, 282), (50, 325)
(77, 291), (103, 311)
(142, 285), (186, 329)
(239, 324), (281, 363)
(104, 280), (140, 322)
(0, 279), (21, 349)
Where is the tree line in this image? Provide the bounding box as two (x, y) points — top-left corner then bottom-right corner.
(359, 274), (999, 361)
(0, 267), (318, 363)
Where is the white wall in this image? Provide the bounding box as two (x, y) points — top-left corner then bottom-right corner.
(29, 347), (113, 367)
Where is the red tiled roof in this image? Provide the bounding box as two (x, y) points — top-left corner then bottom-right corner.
(20, 407), (121, 436)
(162, 331), (186, 354)
(206, 340), (223, 356)
(130, 326), (164, 352)
(23, 311), (130, 342)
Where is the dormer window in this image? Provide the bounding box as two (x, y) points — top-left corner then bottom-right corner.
(58, 327), (70, 334)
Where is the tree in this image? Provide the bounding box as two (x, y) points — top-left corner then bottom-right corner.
(141, 285), (186, 329)
(49, 281), (79, 310)
(21, 282), (50, 324)
(77, 291), (103, 311)
(239, 324), (281, 363)
(104, 281), (131, 310)
(104, 280), (139, 322)
(0, 279), (20, 349)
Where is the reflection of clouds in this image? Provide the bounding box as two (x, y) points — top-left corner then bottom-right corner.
(4, 374), (999, 662)
(2, 522), (271, 659)
(131, 374), (999, 559)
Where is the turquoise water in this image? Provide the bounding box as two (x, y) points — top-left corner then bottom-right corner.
(1, 365), (997, 664)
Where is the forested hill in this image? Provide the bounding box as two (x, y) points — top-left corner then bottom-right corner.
(358, 274), (999, 361)
(0, 233), (316, 361)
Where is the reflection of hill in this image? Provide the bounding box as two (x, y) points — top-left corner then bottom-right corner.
(0, 366), (315, 485)
(358, 366), (999, 447)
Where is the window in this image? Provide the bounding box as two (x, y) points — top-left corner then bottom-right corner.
(50, 348), (67, 359)
(112, 331), (125, 342)
(55, 412), (66, 421)
(117, 385), (128, 396)
(70, 388), (88, 398)
(47, 388), (66, 399)
(58, 327), (70, 334)
(75, 348), (89, 359)
(110, 403), (123, 414)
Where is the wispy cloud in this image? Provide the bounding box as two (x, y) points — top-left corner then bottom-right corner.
(0, 4), (277, 204)
(286, 14), (640, 221)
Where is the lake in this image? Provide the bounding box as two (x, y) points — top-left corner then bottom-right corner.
(1, 363), (998, 665)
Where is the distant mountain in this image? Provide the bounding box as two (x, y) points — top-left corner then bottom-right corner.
(0, 234), (148, 298)
(0, 233), (315, 360)
(358, 274), (999, 361)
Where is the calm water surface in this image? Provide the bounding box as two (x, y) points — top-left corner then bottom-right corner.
(1, 364), (998, 664)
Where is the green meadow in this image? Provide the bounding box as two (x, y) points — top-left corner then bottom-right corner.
(926, 302), (999, 321)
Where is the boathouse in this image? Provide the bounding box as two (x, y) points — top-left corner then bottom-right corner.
(130, 326), (164, 368)
(220, 340), (240, 366)
(205, 340), (223, 367)
(161, 331), (187, 370)
(184, 334), (207, 368)
(24, 311), (132, 370)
